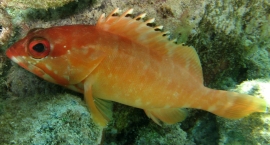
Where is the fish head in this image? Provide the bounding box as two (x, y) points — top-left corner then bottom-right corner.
(6, 26), (105, 86)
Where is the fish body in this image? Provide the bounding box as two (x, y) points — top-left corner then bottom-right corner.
(6, 8), (267, 127)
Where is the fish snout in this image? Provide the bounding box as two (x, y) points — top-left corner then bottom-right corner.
(6, 47), (14, 59)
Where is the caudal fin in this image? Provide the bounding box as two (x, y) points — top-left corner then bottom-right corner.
(195, 89), (267, 119)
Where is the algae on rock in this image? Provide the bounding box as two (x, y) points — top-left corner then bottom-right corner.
(1, 0), (76, 9)
(0, 93), (103, 144)
(188, 0), (270, 89)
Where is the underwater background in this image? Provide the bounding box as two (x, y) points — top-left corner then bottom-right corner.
(0, 0), (269, 144)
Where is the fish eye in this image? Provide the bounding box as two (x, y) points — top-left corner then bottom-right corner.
(28, 37), (50, 59)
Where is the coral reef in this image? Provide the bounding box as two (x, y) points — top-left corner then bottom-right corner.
(135, 123), (194, 145)
(0, 93), (103, 144)
(103, 104), (194, 145)
(0, 53), (8, 96)
(181, 112), (220, 145)
(1, 0), (270, 144)
(188, 0), (270, 88)
(0, 8), (12, 46)
(1, 0), (76, 9)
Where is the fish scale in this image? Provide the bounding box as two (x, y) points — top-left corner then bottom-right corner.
(6, 8), (267, 127)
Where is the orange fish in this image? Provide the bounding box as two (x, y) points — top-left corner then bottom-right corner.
(6, 8), (267, 127)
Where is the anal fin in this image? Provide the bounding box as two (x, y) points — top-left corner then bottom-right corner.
(144, 108), (187, 126)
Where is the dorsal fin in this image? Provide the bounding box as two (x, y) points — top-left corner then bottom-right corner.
(96, 8), (203, 83)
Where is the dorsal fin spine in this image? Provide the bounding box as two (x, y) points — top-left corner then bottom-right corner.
(120, 8), (133, 19)
(154, 25), (163, 31)
(110, 9), (134, 25)
(134, 13), (146, 20)
(106, 8), (120, 22)
(145, 18), (155, 24)
(97, 13), (106, 25)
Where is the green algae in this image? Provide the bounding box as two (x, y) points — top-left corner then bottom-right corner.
(135, 123), (193, 145)
(103, 104), (193, 145)
(0, 93), (102, 144)
(0, 8), (12, 47)
(187, 0), (270, 89)
(2, 0), (75, 9)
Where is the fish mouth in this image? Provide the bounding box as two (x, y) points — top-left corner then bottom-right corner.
(6, 47), (40, 72)
(6, 47), (56, 83)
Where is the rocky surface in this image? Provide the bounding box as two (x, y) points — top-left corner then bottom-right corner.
(0, 0), (269, 144)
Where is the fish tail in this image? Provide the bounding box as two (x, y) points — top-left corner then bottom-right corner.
(194, 88), (267, 119)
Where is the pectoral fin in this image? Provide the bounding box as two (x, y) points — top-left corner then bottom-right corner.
(144, 108), (187, 126)
(84, 82), (113, 127)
